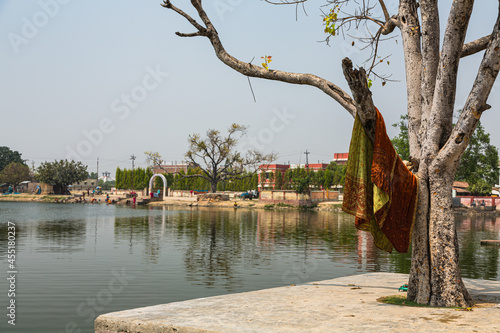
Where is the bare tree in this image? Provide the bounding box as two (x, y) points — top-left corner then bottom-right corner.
(144, 151), (169, 174)
(162, 0), (500, 307)
(183, 123), (275, 193)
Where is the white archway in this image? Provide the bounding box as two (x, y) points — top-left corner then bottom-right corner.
(148, 174), (168, 200)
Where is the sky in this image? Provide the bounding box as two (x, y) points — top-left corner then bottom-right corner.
(1, 0), (499, 176)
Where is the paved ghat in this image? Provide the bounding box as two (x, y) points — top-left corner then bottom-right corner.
(95, 273), (500, 333)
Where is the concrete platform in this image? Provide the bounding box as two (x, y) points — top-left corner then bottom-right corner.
(95, 273), (500, 333)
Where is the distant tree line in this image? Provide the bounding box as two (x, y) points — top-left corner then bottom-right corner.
(115, 167), (154, 190)
(264, 162), (347, 194)
(115, 166), (258, 192)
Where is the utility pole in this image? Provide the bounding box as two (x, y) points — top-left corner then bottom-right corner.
(304, 150), (310, 170)
(130, 154), (136, 191)
(96, 157), (99, 184)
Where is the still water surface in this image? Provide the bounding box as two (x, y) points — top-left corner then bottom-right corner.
(0, 202), (499, 332)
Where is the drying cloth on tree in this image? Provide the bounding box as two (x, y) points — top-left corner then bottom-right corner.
(342, 109), (418, 253)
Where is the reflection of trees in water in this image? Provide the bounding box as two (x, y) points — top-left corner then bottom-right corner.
(456, 215), (499, 280)
(256, 211), (412, 274)
(114, 211), (162, 264)
(256, 210), (356, 247)
(179, 209), (251, 291)
(35, 220), (87, 252)
(110, 207), (499, 285)
(256, 210), (360, 261)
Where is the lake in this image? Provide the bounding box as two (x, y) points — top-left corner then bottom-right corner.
(0, 202), (499, 332)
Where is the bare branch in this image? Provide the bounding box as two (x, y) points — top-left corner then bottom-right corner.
(380, 16), (399, 35)
(461, 35), (492, 58)
(163, 0), (357, 116)
(263, 0), (307, 4)
(424, 0), (475, 154)
(437, 8), (500, 169)
(418, 0), (440, 158)
(399, 0), (422, 160)
(378, 0), (391, 22)
(175, 31), (205, 38)
(162, 1), (207, 34)
(342, 58), (376, 142)
(322, 1), (399, 81)
(176, 173), (211, 181)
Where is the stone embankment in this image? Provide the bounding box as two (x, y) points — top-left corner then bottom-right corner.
(95, 272), (500, 333)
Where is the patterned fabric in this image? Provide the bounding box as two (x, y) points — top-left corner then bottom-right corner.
(342, 109), (418, 253)
(342, 114), (393, 253)
(372, 108), (419, 253)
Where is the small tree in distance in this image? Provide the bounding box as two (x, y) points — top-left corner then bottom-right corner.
(0, 146), (25, 173)
(0, 162), (30, 188)
(391, 115), (410, 161)
(37, 160), (88, 194)
(185, 123), (276, 193)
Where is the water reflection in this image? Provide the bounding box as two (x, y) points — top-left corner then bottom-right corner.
(102, 207), (500, 288)
(1, 202), (500, 333)
(456, 215), (500, 280)
(35, 219), (87, 253)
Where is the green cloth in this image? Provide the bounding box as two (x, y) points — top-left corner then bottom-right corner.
(342, 114), (393, 252)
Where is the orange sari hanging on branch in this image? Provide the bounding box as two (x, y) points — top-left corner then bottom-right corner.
(342, 108), (418, 253)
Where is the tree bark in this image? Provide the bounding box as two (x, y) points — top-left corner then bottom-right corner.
(427, 167), (472, 306)
(398, 0), (423, 160)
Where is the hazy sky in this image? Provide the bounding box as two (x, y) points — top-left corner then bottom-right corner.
(2, 1), (499, 176)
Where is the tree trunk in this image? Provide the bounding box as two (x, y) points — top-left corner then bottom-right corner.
(210, 180), (217, 193)
(342, 60), (473, 307)
(407, 163), (473, 307)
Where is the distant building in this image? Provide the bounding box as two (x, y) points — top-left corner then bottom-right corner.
(71, 179), (98, 192)
(332, 153), (349, 165)
(452, 181), (470, 197)
(258, 164), (290, 190)
(258, 163), (331, 190)
(257, 153), (349, 190)
(99, 171), (115, 183)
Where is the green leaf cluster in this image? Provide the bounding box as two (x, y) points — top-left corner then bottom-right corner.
(275, 162), (346, 194)
(0, 146), (25, 173)
(323, 7), (339, 35)
(391, 114), (410, 161)
(36, 160), (88, 192)
(98, 179), (116, 191)
(455, 121), (499, 195)
(0, 162), (30, 186)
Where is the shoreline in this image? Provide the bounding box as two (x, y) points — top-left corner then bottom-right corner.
(0, 193), (344, 212)
(95, 272), (500, 333)
(1, 194), (499, 215)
